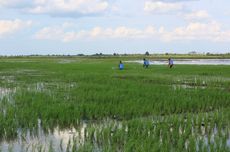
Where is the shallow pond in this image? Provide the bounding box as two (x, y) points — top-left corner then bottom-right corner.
(125, 59), (230, 65)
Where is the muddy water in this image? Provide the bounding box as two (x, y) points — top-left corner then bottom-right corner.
(125, 59), (230, 65)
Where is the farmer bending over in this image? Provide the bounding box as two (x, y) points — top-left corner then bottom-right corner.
(143, 58), (149, 68)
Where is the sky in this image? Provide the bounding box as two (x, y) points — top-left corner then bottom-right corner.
(0, 0), (230, 55)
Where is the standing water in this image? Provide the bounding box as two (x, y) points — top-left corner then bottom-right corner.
(125, 59), (230, 65)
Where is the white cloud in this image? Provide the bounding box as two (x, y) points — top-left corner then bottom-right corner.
(162, 21), (222, 41)
(0, 0), (33, 8)
(34, 26), (150, 42)
(160, 21), (230, 42)
(0, 0), (18, 6)
(29, 0), (108, 14)
(34, 21), (230, 42)
(184, 10), (210, 20)
(144, 1), (183, 13)
(0, 0), (109, 16)
(0, 19), (32, 37)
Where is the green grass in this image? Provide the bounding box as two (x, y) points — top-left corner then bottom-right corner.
(0, 57), (229, 151)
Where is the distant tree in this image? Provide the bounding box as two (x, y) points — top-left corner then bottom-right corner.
(145, 51), (150, 56)
(113, 53), (117, 56)
(188, 51), (197, 55)
(99, 53), (103, 56)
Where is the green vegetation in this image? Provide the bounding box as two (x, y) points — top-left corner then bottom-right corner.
(0, 57), (229, 151)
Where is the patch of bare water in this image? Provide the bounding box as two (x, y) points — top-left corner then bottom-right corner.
(10, 69), (45, 77)
(172, 84), (207, 90)
(0, 119), (87, 152)
(14, 69), (38, 73)
(0, 76), (15, 83)
(26, 82), (77, 94)
(172, 78), (207, 89)
(0, 60), (38, 63)
(0, 87), (16, 100)
(125, 59), (230, 65)
(58, 59), (76, 64)
(0, 119), (124, 152)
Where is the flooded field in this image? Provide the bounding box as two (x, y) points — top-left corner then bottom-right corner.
(0, 57), (229, 151)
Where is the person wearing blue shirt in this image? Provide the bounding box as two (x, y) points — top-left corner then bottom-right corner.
(143, 58), (149, 68)
(168, 58), (174, 68)
(119, 61), (124, 70)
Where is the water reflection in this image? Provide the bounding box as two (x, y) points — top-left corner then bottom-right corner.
(0, 120), (87, 152)
(125, 59), (230, 65)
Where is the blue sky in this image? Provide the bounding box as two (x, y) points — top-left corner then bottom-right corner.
(0, 0), (230, 55)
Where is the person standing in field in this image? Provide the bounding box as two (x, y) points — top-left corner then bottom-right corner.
(119, 61), (124, 70)
(143, 58), (149, 68)
(168, 58), (174, 68)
